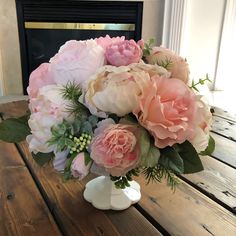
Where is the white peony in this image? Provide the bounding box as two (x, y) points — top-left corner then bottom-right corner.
(27, 84), (73, 154)
(83, 64), (152, 117)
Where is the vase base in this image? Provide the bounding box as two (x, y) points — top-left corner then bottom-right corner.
(83, 176), (141, 210)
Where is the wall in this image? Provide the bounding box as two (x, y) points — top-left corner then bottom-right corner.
(181, 0), (226, 90)
(0, 0), (23, 95)
(0, 0), (164, 96)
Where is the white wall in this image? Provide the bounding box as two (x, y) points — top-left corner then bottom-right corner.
(142, 0), (164, 44)
(181, 0), (226, 90)
(0, 0), (23, 95)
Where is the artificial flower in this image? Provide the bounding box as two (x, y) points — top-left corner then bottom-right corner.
(134, 76), (198, 148)
(50, 39), (105, 87)
(90, 119), (140, 176)
(145, 46), (190, 84)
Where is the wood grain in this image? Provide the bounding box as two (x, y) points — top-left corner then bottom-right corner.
(0, 141), (61, 236)
(19, 142), (161, 236)
(136, 176), (236, 236)
(212, 106), (236, 123)
(182, 155), (236, 212)
(211, 132), (236, 168)
(212, 116), (236, 141)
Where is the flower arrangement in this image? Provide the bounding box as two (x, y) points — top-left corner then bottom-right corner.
(0, 35), (215, 190)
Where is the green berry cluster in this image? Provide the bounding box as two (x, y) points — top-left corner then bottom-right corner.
(68, 133), (92, 154)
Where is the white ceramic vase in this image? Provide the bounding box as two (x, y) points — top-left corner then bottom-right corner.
(83, 176), (141, 210)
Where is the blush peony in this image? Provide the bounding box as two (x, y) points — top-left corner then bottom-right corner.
(49, 40), (105, 87)
(105, 39), (142, 66)
(95, 35), (125, 50)
(83, 64), (151, 117)
(145, 47), (190, 84)
(27, 63), (55, 98)
(133, 76), (198, 148)
(90, 119), (140, 176)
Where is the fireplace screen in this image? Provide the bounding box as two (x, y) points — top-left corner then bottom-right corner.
(16, 0), (143, 94)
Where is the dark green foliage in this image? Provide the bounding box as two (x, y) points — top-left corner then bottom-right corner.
(32, 152), (54, 166)
(0, 115), (30, 143)
(177, 141), (204, 174)
(110, 168), (140, 189)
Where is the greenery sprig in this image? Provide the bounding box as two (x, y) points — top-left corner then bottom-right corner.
(110, 168), (140, 189)
(191, 74), (211, 92)
(142, 164), (180, 190)
(143, 38), (155, 57)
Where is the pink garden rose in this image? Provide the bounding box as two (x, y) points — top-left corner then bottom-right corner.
(145, 47), (190, 84)
(133, 76), (199, 148)
(49, 40), (105, 87)
(95, 35), (125, 50)
(27, 63), (55, 98)
(71, 152), (91, 179)
(105, 40), (142, 66)
(90, 119), (140, 176)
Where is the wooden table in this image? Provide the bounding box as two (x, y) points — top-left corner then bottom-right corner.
(0, 100), (236, 236)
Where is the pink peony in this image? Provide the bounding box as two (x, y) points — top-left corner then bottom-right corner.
(90, 119), (140, 176)
(133, 76), (198, 148)
(71, 152), (91, 180)
(105, 40), (142, 66)
(145, 47), (190, 84)
(95, 35), (125, 50)
(49, 40), (105, 87)
(27, 63), (55, 98)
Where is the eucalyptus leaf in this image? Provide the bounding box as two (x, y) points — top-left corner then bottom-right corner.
(32, 152), (54, 166)
(88, 115), (98, 128)
(0, 117), (30, 143)
(81, 121), (93, 135)
(159, 146), (184, 174)
(178, 141), (204, 174)
(199, 135), (215, 156)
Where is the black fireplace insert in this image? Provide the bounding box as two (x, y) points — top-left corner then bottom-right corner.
(16, 0), (143, 94)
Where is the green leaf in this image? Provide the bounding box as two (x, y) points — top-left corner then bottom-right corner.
(88, 115), (98, 128)
(0, 117), (30, 143)
(84, 152), (92, 166)
(199, 135), (215, 156)
(178, 141), (204, 174)
(145, 144), (160, 167)
(159, 146), (184, 174)
(32, 152), (54, 166)
(138, 128), (151, 164)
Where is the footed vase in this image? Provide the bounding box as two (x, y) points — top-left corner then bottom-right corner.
(83, 176), (141, 210)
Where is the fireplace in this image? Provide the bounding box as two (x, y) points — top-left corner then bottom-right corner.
(16, 0), (143, 94)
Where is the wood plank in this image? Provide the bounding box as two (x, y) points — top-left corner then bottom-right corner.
(182, 155), (236, 213)
(212, 106), (236, 123)
(0, 100), (28, 119)
(1, 100), (162, 235)
(19, 142), (161, 236)
(136, 176), (236, 236)
(0, 141), (61, 236)
(211, 132), (236, 168)
(212, 116), (236, 141)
